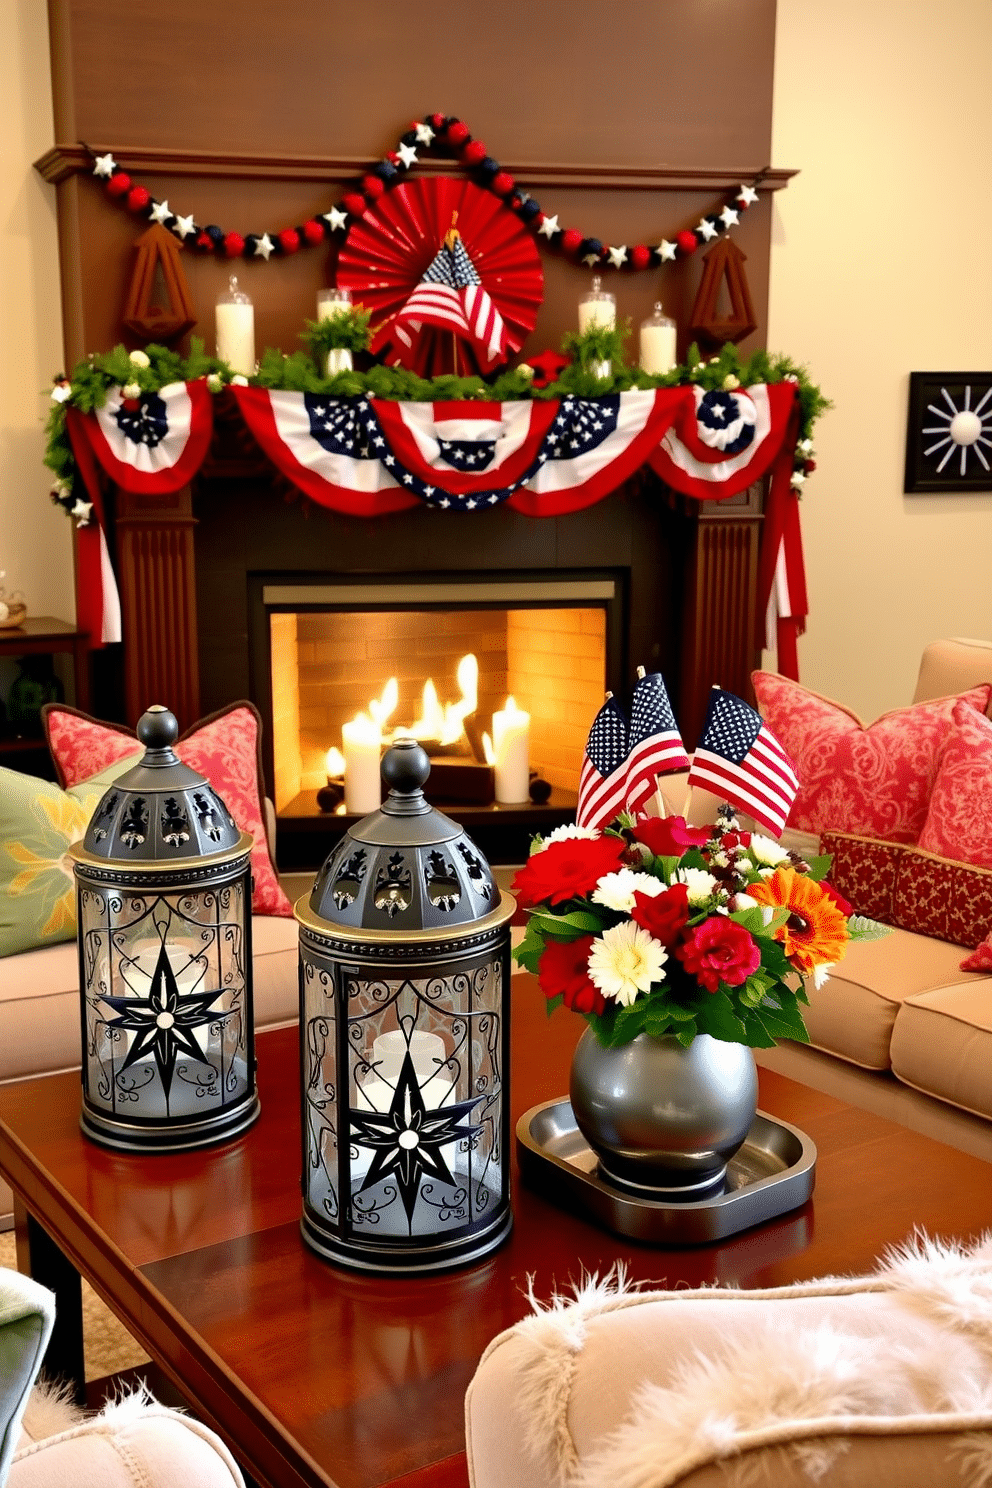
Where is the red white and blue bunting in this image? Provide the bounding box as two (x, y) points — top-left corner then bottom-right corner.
(64, 381), (807, 674)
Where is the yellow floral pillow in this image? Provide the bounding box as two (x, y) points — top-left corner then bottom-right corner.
(0, 758), (138, 958)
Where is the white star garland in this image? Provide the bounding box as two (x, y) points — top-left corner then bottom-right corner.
(89, 120), (763, 271)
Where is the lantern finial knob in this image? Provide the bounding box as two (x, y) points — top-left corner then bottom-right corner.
(381, 738), (431, 798)
(136, 705), (180, 754)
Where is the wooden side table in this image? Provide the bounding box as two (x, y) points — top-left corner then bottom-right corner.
(0, 616), (90, 768)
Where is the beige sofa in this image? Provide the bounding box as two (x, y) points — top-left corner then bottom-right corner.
(0, 800), (308, 1229)
(663, 638), (992, 1164)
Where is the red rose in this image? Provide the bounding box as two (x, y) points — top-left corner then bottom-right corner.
(675, 918), (761, 993)
(633, 815), (710, 858)
(538, 935), (605, 1015)
(512, 836), (626, 908)
(819, 880), (853, 918)
(720, 831), (752, 851)
(631, 883), (690, 946)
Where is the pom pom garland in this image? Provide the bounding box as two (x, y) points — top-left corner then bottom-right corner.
(88, 116), (762, 272)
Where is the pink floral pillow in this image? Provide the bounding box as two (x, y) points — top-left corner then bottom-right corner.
(917, 701), (992, 871)
(42, 702), (292, 917)
(752, 672), (992, 843)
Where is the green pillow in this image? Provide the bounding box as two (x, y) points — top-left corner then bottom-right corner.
(0, 755), (140, 959)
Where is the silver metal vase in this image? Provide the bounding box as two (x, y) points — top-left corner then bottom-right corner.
(569, 1028), (758, 1200)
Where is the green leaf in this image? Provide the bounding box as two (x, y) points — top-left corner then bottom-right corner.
(544, 993), (564, 1016)
(847, 915), (893, 942)
(694, 990), (748, 1044)
(528, 908), (603, 940)
(802, 853), (834, 882)
(751, 1002), (810, 1045)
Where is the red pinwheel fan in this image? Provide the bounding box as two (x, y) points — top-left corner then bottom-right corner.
(337, 176), (544, 378)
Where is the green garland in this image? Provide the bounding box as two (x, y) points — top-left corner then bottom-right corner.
(300, 306), (373, 359)
(45, 336), (829, 521)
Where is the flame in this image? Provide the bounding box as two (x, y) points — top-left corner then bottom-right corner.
(325, 746), (346, 778)
(369, 677), (398, 730)
(384, 653), (479, 747)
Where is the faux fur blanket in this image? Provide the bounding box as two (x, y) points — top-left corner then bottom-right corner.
(482, 1233), (992, 1488)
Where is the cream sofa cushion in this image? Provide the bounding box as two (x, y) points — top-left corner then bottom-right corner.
(892, 982), (992, 1121)
(913, 637), (992, 713)
(800, 929), (978, 1070)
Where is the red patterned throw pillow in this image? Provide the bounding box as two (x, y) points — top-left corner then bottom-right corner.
(42, 702), (292, 918)
(752, 672), (992, 842)
(917, 701), (992, 870)
(822, 830), (992, 954)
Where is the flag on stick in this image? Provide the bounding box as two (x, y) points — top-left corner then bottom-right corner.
(687, 688), (799, 837)
(576, 695), (629, 831)
(625, 670), (690, 814)
(390, 216), (507, 373)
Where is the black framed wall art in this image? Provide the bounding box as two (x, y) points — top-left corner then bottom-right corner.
(904, 371), (992, 493)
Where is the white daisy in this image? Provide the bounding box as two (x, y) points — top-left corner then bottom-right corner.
(592, 869), (665, 914)
(731, 892), (760, 914)
(676, 867), (719, 905)
(588, 921), (667, 1007)
(812, 963), (834, 990)
(534, 823), (601, 853)
(750, 833), (789, 866)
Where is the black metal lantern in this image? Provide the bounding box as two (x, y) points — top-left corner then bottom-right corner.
(295, 739), (515, 1274)
(68, 706), (259, 1152)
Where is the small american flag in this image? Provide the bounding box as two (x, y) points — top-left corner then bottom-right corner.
(687, 687), (799, 836)
(624, 671), (690, 814)
(392, 230), (507, 372)
(576, 695), (629, 831)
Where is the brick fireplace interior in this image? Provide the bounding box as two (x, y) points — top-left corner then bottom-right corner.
(268, 585), (610, 811)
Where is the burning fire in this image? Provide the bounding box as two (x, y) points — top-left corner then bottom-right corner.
(366, 654), (482, 751)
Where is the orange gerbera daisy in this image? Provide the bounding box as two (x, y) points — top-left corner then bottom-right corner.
(749, 866), (849, 974)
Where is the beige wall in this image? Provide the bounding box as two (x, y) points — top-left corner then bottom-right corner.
(768, 0), (992, 720)
(0, 0), (74, 623)
(4, 2), (991, 719)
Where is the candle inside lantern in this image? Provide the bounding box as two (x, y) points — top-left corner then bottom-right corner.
(317, 286), (354, 375)
(578, 275), (616, 333)
(342, 712), (382, 815)
(215, 276), (255, 375)
(640, 302), (677, 375)
(492, 696), (531, 804)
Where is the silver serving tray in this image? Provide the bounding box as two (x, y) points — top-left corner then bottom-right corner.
(517, 1098), (816, 1245)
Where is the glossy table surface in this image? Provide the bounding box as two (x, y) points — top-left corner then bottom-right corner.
(2, 977), (991, 1488)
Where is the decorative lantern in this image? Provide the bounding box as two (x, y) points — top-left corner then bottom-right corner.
(69, 706), (259, 1152)
(295, 739), (515, 1274)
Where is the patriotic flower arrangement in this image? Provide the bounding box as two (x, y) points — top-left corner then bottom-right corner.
(512, 809), (888, 1051)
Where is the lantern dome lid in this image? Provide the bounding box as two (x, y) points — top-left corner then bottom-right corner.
(78, 706), (244, 862)
(307, 739), (500, 931)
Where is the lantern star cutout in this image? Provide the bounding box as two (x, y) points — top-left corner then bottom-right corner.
(92, 153), (117, 178)
(348, 1051), (485, 1224)
(607, 245), (628, 268)
(98, 943), (227, 1100)
(252, 232), (275, 260)
(149, 200), (174, 226)
(737, 184), (759, 207)
(322, 206), (348, 232)
(396, 141), (419, 168)
(172, 213), (196, 241)
(538, 213), (560, 238)
(656, 239), (678, 262)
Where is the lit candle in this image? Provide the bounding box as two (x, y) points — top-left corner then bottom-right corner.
(342, 712), (382, 815)
(639, 302), (677, 375)
(353, 1030), (456, 1181)
(578, 275), (616, 333)
(215, 276), (255, 375)
(316, 287), (354, 375)
(492, 696), (531, 804)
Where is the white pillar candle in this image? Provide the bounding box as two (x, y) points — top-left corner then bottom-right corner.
(639, 303), (677, 375)
(493, 696), (531, 804)
(215, 277), (255, 375)
(342, 712), (382, 815)
(578, 274), (616, 333)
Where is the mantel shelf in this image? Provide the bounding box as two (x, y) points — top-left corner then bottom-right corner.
(34, 142), (797, 193)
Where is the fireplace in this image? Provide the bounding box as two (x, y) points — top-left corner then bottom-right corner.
(258, 573), (619, 810)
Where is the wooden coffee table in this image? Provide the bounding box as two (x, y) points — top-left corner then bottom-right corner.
(2, 974), (991, 1488)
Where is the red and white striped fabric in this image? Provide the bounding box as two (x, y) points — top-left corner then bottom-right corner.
(388, 237), (507, 373)
(624, 671), (690, 814)
(576, 696), (630, 831)
(688, 688), (800, 837)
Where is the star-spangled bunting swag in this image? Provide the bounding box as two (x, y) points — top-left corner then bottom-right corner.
(576, 694), (630, 831)
(687, 687), (800, 837)
(372, 222), (508, 374)
(625, 671), (691, 815)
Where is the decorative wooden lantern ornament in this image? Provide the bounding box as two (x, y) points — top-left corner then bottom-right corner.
(123, 225), (197, 343)
(688, 237), (758, 347)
